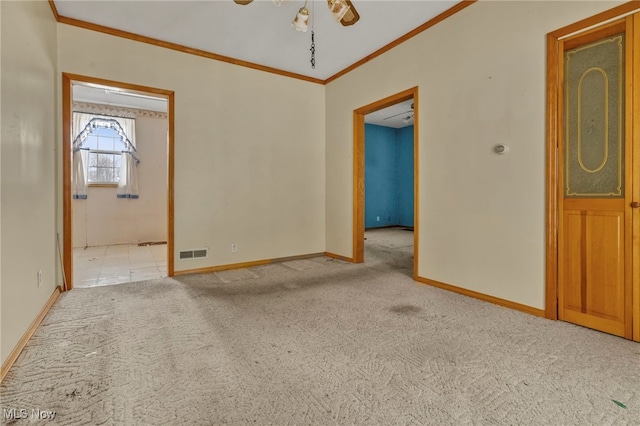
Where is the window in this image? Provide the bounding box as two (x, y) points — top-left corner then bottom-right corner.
(84, 127), (126, 184)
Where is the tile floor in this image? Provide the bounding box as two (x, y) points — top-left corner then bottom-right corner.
(73, 244), (167, 288)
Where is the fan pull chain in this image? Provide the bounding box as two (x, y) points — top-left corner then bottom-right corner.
(310, 30), (316, 69)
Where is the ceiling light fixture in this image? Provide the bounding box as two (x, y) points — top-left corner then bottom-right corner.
(327, 0), (350, 21)
(292, 2), (310, 32)
(234, 0), (359, 27)
(234, 0), (360, 69)
(402, 102), (415, 123)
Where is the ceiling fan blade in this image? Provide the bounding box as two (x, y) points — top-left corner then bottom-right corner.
(233, 0), (254, 5)
(340, 0), (360, 26)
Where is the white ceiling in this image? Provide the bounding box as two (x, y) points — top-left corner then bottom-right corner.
(365, 99), (414, 128)
(73, 83), (168, 112)
(53, 0), (460, 81)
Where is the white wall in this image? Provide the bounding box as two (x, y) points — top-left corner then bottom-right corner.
(57, 24), (326, 272)
(1, 1), (58, 364)
(325, 0), (626, 310)
(73, 115), (168, 247)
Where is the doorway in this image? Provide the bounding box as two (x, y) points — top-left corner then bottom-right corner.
(546, 6), (640, 341)
(62, 73), (175, 290)
(353, 87), (419, 278)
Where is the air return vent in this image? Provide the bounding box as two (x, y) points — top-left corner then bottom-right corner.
(179, 248), (208, 260)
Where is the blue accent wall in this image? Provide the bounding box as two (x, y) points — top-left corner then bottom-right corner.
(365, 125), (397, 228)
(396, 126), (414, 227)
(364, 124), (414, 229)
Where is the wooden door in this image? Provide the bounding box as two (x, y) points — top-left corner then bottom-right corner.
(558, 20), (634, 338)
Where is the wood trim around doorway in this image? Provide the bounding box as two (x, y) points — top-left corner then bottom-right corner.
(61, 73), (175, 290)
(352, 87), (419, 278)
(546, 2), (640, 341)
(633, 12), (640, 343)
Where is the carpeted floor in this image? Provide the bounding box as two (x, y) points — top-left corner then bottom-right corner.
(1, 228), (639, 425)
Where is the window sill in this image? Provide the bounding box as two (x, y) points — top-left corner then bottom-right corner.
(89, 183), (118, 188)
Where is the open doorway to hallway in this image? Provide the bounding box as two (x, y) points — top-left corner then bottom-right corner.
(353, 87), (418, 277)
(63, 74), (175, 290)
(363, 100), (415, 276)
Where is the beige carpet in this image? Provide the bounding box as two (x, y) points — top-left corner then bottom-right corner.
(1, 228), (639, 425)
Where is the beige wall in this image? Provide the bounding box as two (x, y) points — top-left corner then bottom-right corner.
(73, 115), (168, 247)
(325, 0), (625, 310)
(2, 0), (629, 366)
(57, 24), (326, 272)
(1, 1), (58, 364)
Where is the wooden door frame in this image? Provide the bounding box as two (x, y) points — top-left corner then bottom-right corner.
(353, 87), (419, 278)
(545, 2), (640, 341)
(62, 73), (175, 290)
(633, 12), (640, 344)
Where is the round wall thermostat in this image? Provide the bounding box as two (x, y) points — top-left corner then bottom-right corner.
(495, 144), (509, 155)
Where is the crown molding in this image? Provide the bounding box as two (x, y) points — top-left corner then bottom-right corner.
(48, 0), (59, 21)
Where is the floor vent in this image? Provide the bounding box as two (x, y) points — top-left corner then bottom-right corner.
(179, 248), (208, 260)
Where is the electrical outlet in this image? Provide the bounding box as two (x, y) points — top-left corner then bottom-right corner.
(37, 270), (42, 287)
(231, 243), (238, 253)
(377, 216), (380, 222)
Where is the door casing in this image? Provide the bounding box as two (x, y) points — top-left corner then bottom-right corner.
(62, 73), (175, 290)
(352, 87), (419, 279)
